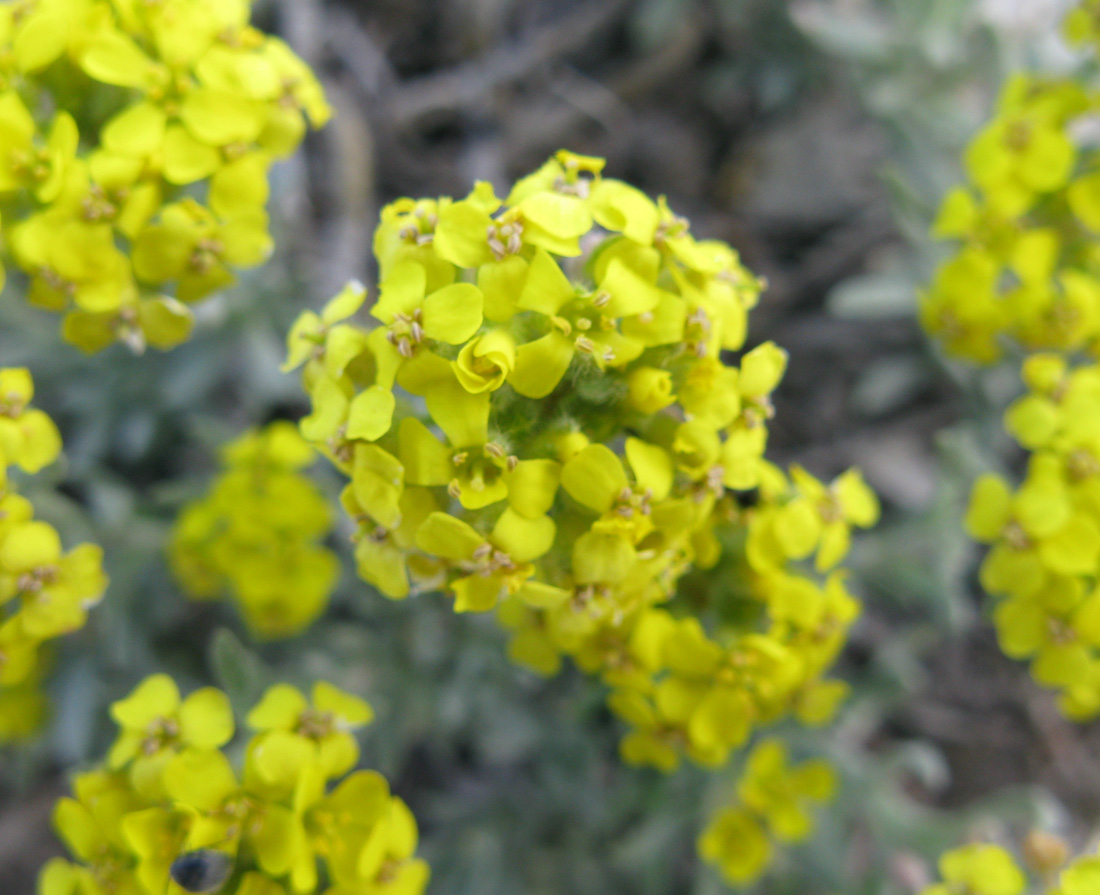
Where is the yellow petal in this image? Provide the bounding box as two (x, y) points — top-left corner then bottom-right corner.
(415, 512), (484, 560)
(561, 444), (628, 513)
(491, 509), (555, 563)
(508, 332), (574, 398)
(346, 386), (395, 442)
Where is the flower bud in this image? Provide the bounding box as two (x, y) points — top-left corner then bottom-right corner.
(627, 367), (675, 414)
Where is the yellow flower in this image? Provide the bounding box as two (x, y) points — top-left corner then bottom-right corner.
(169, 423), (339, 638)
(415, 510), (556, 612)
(0, 367), (62, 472)
(132, 199), (272, 302)
(735, 739), (837, 842)
(247, 681), (373, 786)
(921, 844), (1026, 895)
(697, 806), (771, 885)
(0, 90), (77, 201)
(107, 674), (233, 796)
(43, 678), (430, 895)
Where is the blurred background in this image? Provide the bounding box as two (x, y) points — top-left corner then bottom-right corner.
(1, 1), (1096, 893)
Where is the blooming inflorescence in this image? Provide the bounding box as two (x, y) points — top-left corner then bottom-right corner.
(698, 738), (837, 885)
(40, 674), (429, 895)
(284, 151), (878, 784)
(920, 69), (1098, 362)
(965, 354), (1100, 717)
(0, 0), (328, 353)
(925, 2), (1100, 721)
(0, 366), (107, 742)
(169, 421), (339, 639)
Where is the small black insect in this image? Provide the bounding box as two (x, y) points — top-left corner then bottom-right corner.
(169, 850), (233, 894)
(730, 487), (761, 509)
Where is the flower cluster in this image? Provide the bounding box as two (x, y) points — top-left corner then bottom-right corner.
(0, 366), (107, 743)
(169, 422), (339, 639)
(0, 0), (328, 353)
(40, 674), (429, 895)
(919, 834), (1100, 895)
(922, 2), (1100, 722)
(920, 66), (1099, 364)
(965, 354), (1100, 718)
(284, 151), (878, 775)
(698, 739), (837, 886)
(920, 0), (1100, 364)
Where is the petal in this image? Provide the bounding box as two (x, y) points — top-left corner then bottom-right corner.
(739, 341), (788, 398)
(425, 382), (489, 448)
(397, 417), (452, 486)
(516, 191), (591, 238)
(355, 537), (409, 599)
(139, 297), (194, 350)
(505, 459), (561, 518)
(13, 410), (61, 473)
(774, 499), (821, 559)
(688, 687), (751, 751)
(561, 444), (628, 514)
(451, 573), (505, 613)
(219, 210), (273, 267)
(624, 438), (672, 500)
(346, 386), (395, 442)
(590, 179), (660, 244)
(421, 283), (484, 344)
(110, 674), (181, 728)
(162, 124), (221, 184)
(312, 681), (374, 727)
(433, 201), (495, 267)
(1006, 394), (1060, 449)
(101, 102), (167, 156)
(322, 280), (368, 324)
(965, 475), (1012, 542)
(508, 332), (573, 398)
(572, 530), (634, 583)
(246, 684), (308, 730)
(373, 261), (426, 323)
(835, 469), (879, 526)
(598, 257), (659, 318)
(251, 805), (297, 876)
(179, 688), (234, 748)
(1, 521), (61, 571)
(516, 249), (575, 316)
(80, 31), (155, 87)
(209, 153), (270, 217)
(490, 509), (556, 563)
(351, 444), (405, 529)
(516, 580), (571, 609)
(250, 729), (313, 786)
(181, 88), (265, 145)
(415, 512), (484, 560)
(1040, 516), (1100, 575)
(165, 750), (239, 811)
(299, 375), (349, 443)
(13, 12), (67, 72)
(478, 255), (527, 322)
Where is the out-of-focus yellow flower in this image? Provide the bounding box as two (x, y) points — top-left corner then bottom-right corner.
(920, 844), (1026, 895)
(699, 739), (837, 885)
(41, 675), (428, 895)
(0, 368), (106, 744)
(169, 422), (338, 639)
